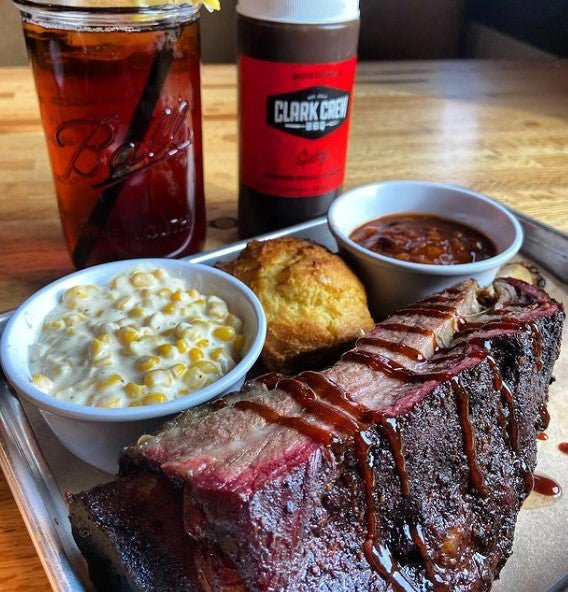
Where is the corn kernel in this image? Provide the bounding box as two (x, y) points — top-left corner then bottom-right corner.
(188, 289), (200, 299)
(139, 335), (162, 346)
(95, 395), (122, 408)
(196, 338), (210, 349)
(183, 367), (208, 390)
(174, 322), (190, 337)
(64, 313), (85, 327)
(210, 348), (225, 361)
(213, 326), (235, 342)
(96, 374), (123, 390)
(44, 319), (65, 331)
(233, 335), (245, 355)
(226, 314), (243, 332)
(99, 333), (114, 345)
(176, 338), (189, 353)
(47, 361), (67, 378)
(31, 373), (53, 392)
(142, 393), (168, 406)
(144, 369), (174, 388)
(136, 356), (160, 372)
(176, 388), (190, 397)
(194, 298), (205, 305)
(171, 363), (187, 378)
(156, 344), (176, 359)
(93, 356), (112, 367)
(206, 297), (228, 319)
(152, 268), (166, 280)
(62, 285), (88, 304)
(128, 306), (148, 318)
(162, 303), (177, 315)
(117, 326), (139, 345)
(189, 347), (204, 362)
(163, 328), (174, 336)
(116, 296), (134, 311)
(65, 327), (76, 336)
(97, 322), (118, 336)
(76, 378), (96, 392)
(158, 288), (173, 298)
(85, 284), (99, 293)
(191, 360), (218, 375)
(125, 382), (147, 399)
(122, 342), (141, 356)
(147, 312), (165, 330)
(89, 338), (106, 360)
(130, 272), (152, 288)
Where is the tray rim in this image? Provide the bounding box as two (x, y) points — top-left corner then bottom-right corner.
(0, 213), (567, 592)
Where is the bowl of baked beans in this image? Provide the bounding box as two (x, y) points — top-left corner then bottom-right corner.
(328, 180), (523, 318)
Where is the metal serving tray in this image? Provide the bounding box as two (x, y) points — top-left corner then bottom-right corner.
(0, 214), (567, 592)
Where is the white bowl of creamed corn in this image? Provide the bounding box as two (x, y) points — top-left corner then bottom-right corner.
(0, 259), (266, 473)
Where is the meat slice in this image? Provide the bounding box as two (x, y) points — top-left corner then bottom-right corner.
(69, 472), (247, 592)
(121, 280), (480, 489)
(71, 278), (564, 592)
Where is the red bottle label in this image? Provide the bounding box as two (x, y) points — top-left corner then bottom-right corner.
(239, 55), (357, 198)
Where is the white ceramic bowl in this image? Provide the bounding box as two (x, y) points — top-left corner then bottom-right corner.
(0, 259), (266, 473)
(328, 180), (523, 318)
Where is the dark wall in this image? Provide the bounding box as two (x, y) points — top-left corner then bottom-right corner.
(200, 0), (564, 62)
(358, 0), (465, 59)
(466, 0), (568, 56)
(201, 0), (467, 62)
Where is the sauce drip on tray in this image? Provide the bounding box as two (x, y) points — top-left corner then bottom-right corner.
(532, 475), (562, 497)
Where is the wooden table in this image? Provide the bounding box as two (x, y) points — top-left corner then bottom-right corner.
(0, 60), (567, 591)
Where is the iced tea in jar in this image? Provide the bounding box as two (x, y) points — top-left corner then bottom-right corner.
(14, 0), (206, 267)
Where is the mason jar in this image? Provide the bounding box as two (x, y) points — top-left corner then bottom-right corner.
(13, 0), (206, 267)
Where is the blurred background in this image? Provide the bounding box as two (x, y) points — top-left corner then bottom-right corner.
(1, 0), (566, 66)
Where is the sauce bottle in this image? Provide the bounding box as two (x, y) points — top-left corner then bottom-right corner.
(237, 0), (360, 237)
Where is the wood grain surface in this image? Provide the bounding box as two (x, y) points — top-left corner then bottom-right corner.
(0, 60), (567, 591)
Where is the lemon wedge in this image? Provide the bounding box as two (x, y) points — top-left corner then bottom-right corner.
(201, 0), (221, 11)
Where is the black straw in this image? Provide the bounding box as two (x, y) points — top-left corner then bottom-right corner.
(72, 42), (175, 268)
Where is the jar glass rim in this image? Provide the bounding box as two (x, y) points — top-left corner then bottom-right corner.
(13, 0), (201, 13)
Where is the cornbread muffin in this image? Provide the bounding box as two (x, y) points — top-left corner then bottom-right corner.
(218, 238), (374, 374)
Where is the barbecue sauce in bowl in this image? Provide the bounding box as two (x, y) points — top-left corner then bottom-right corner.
(349, 213), (496, 265)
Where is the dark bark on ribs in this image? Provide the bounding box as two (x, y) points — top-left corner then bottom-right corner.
(70, 472), (247, 592)
(69, 279), (564, 592)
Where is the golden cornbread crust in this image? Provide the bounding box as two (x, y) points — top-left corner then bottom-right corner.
(218, 238), (374, 374)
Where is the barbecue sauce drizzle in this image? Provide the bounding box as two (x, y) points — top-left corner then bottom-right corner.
(357, 336), (426, 362)
(530, 322), (544, 371)
(486, 358), (520, 453)
(217, 301), (546, 591)
(249, 371), (419, 591)
(451, 379), (487, 496)
(380, 322), (439, 350)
